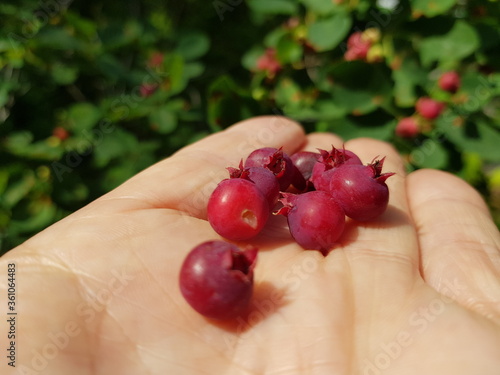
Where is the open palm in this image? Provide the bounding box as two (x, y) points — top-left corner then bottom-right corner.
(2, 117), (500, 375)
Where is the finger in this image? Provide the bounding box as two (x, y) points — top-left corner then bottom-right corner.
(301, 132), (344, 152)
(93, 116), (305, 218)
(407, 169), (500, 319)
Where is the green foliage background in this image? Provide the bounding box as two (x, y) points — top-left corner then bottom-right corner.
(1, 0), (500, 254)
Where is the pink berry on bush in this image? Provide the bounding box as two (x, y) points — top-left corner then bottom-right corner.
(329, 158), (394, 221)
(415, 97), (445, 120)
(179, 241), (258, 320)
(139, 83), (158, 97)
(147, 51), (164, 68)
(344, 32), (371, 61)
(244, 147), (295, 191)
(395, 117), (419, 138)
(256, 48), (281, 75)
(347, 32), (363, 48)
(207, 178), (269, 241)
(438, 71), (461, 93)
(276, 191), (345, 252)
(52, 126), (70, 141)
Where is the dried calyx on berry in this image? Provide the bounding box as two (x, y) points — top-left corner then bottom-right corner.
(244, 147), (296, 191)
(227, 160), (280, 208)
(310, 145), (362, 191)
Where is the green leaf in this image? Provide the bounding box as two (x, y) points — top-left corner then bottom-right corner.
(242, 46), (266, 70)
(1, 171), (35, 209)
(176, 31), (210, 61)
(275, 78), (302, 109)
(419, 21), (480, 67)
(307, 12), (352, 52)
(459, 152), (483, 185)
(276, 35), (302, 64)
(164, 53), (186, 95)
(3, 132), (33, 150)
(326, 62), (393, 115)
(11, 141), (64, 161)
(0, 168), (8, 196)
(9, 200), (57, 235)
(323, 114), (396, 141)
(0, 81), (15, 108)
(96, 54), (129, 81)
(207, 76), (253, 130)
(0, 39), (14, 52)
(483, 97), (500, 124)
(99, 142), (156, 191)
(183, 62), (205, 79)
(92, 129), (138, 168)
(409, 139), (449, 169)
(454, 71), (495, 115)
(51, 62), (79, 85)
(314, 100), (348, 120)
(35, 27), (82, 51)
(2, 132), (61, 160)
(284, 99), (348, 122)
(99, 20), (142, 50)
(264, 27), (288, 48)
(66, 103), (101, 132)
(435, 114), (500, 162)
(247, 0), (299, 15)
(411, 0), (457, 17)
(300, 0), (341, 15)
(392, 57), (427, 107)
(149, 107), (178, 134)
(475, 23), (500, 52)
(332, 85), (379, 114)
(64, 11), (97, 38)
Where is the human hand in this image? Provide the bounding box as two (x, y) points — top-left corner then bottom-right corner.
(1, 116), (500, 374)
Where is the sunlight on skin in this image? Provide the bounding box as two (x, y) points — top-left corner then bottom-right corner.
(1, 116), (500, 375)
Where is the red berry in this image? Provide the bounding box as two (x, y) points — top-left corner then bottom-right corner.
(140, 83), (158, 97)
(148, 52), (164, 68)
(344, 32), (371, 61)
(347, 32), (364, 49)
(289, 165), (308, 192)
(244, 147), (295, 191)
(290, 151), (320, 190)
(415, 97), (445, 120)
(395, 117), (419, 138)
(52, 126), (70, 141)
(291, 151), (320, 180)
(276, 191), (345, 252)
(179, 241), (258, 320)
(256, 48), (281, 75)
(227, 161), (280, 208)
(207, 179), (269, 241)
(329, 158), (394, 221)
(438, 71), (461, 93)
(311, 146), (362, 191)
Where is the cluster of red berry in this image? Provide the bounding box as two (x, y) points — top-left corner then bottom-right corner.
(344, 29), (382, 63)
(179, 146), (394, 319)
(396, 71), (461, 138)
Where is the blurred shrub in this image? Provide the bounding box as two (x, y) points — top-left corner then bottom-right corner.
(1, 0), (500, 253)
